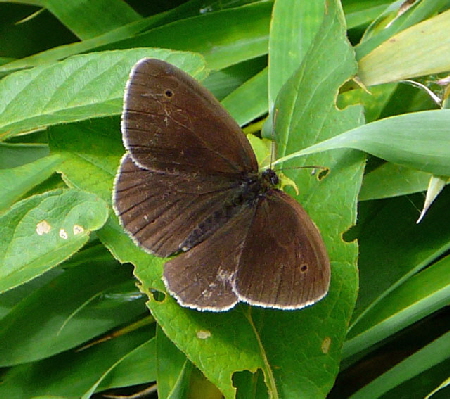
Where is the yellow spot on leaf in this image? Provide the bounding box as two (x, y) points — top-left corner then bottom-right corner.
(197, 330), (211, 340)
(321, 337), (331, 354)
(36, 220), (51, 235)
(73, 224), (84, 235)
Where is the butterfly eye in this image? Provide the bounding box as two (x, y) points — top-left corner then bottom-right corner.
(269, 171), (279, 186)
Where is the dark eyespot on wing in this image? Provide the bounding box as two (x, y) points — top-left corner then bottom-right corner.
(234, 190), (330, 309)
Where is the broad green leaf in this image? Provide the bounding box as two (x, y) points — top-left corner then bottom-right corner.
(359, 8), (450, 86)
(102, 2), (272, 71)
(360, 163), (431, 201)
(355, 0), (449, 59)
(96, 338), (156, 392)
(0, 153), (63, 212)
(278, 110), (450, 177)
(350, 331), (450, 399)
(221, 67), (268, 126)
(156, 326), (193, 398)
(81, 336), (155, 399)
(0, 0), (261, 73)
(264, 0), (363, 396)
(150, 302), (263, 399)
(0, 260), (146, 366)
(268, 0), (324, 109)
(343, 1), (391, 29)
(0, 143), (49, 168)
(0, 189), (108, 293)
(0, 326), (152, 399)
(350, 192), (450, 330)
(0, 48), (207, 140)
(48, 117), (123, 202)
(344, 254), (450, 359)
(44, 0), (140, 40)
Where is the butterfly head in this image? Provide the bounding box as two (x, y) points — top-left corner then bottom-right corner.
(261, 168), (279, 188)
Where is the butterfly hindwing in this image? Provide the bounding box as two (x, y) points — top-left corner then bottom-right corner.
(162, 205), (256, 311)
(234, 190), (330, 309)
(114, 154), (247, 257)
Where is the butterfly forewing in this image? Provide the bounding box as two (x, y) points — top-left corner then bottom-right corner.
(116, 59), (259, 257)
(122, 58), (258, 175)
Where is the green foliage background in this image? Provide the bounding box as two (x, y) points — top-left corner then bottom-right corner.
(0, 0), (449, 398)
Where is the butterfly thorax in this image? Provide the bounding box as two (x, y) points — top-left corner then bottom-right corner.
(178, 169), (280, 253)
(239, 168), (279, 203)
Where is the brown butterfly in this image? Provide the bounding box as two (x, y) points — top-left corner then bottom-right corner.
(113, 58), (330, 311)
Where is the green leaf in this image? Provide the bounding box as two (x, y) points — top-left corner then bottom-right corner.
(103, 2), (272, 71)
(281, 110), (450, 177)
(2, 1), (450, 397)
(48, 117), (123, 202)
(350, 192), (450, 334)
(355, 0), (448, 60)
(343, 1), (391, 30)
(0, 268), (61, 321)
(0, 189), (109, 293)
(96, 338), (156, 392)
(0, 143), (50, 169)
(221, 67), (268, 126)
(81, 336), (155, 399)
(156, 326), (193, 398)
(360, 163), (431, 201)
(0, 0), (255, 74)
(344, 254), (450, 359)
(350, 331), (450, 399)
(358, 8), (450, 86)
(45, 0), (140, 39)
(0, 325), (153, 399)
(268, 1), (325, 108)
(0, 48), (207, 140)
(0, 154), (63, 212)
(149, 303), (263, 399)
(0, 260), (146, 366)
(263, 0), (364, 396)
